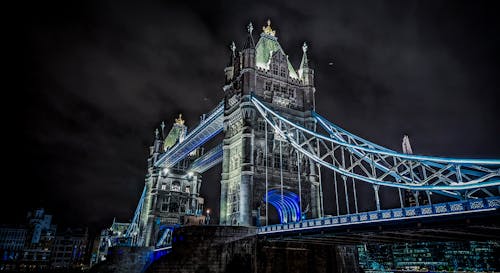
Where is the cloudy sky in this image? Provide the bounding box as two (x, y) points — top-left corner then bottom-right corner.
(5, 0), (499, 233)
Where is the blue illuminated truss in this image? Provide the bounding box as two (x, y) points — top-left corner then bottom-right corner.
(124, 185), (146, 245)
(155, 102), (224, 168)
(251, 95), (500, 197)
(258, 196), (500, 235)
(265, 189), (301, 224)
(187, 143), (223, 173)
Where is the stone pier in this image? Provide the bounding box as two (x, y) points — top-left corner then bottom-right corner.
(145, 226), (360, 273)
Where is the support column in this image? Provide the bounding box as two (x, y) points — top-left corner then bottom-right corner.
(373, 185), (381, 211)
(239, 117), (254, 226)
(219, 142), (231, 225)
(309, 158), (320, 218)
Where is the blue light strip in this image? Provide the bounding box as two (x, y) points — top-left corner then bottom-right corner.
(251, 95), (500, 165)
(265, 190), (301, 223)
(250, 96), (500, 190)
(258, 196), (500, 234)
(187, 143), (223, 173)
(125, 186), (147, 238)
(155, 102), (224, 168)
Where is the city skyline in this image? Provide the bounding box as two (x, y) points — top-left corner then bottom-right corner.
(5, 0), (500, 235)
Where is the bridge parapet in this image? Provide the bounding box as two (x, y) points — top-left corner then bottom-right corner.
(258, 196), (500, 235)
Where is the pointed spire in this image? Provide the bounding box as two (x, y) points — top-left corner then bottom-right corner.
(154, 128), (160, 140)
(262, 19), (276, 36)
(227, 41), (236, 66)
(300, 42), (309, 70)
(402, 134), (413, 154)
(243, 22), (255, 49)
(230, 41), (236, 54)
(160, 121), (166, 138)
(247, 22), (253, 35)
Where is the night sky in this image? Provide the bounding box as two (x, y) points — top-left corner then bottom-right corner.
(5, 0), (499, 234)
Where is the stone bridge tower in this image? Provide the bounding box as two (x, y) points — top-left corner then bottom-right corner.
(139, 116), (205, 247)
(220, 20), (322, 226)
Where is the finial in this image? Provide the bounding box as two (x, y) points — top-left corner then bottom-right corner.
(262, 19), (276, 36)
(175, 113), (185, 125)
(302, 42), (308, 53)
(247, 22), (253, 34)
(160, 121), (165, 130)
(155, 128), (159, 138)
(230, 41), (236, 54)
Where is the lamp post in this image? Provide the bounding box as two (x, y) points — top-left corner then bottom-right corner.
(206, 209), (211, 225)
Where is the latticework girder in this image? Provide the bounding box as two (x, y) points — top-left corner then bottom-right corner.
(155, 102), (224, 168)
(251, 95), (500, 197)
(187, 143), (223, 173)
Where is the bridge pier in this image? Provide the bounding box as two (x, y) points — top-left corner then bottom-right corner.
(144, 226), (361, 273)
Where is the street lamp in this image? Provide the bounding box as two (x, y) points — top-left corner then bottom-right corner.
(206, 209), (211, 225)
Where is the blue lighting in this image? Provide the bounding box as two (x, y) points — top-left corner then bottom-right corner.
(264, 189), (301, 224)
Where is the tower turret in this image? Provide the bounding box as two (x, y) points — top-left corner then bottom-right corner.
(224, 42), (236, 84)
(299, 42), (314, 86)
(241, 22), (256, 94)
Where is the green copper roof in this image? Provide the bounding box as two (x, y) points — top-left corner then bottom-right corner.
(163, 125), (183, 151)
(255, 34), (299, 79)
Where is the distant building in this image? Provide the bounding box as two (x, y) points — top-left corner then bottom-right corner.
(91, 219), (130, 266)
(1, 208), (92, 271)
(358, 241), (500, 272)
(0, 226), (27, 271)
(19, 208), (57, 271)
(51, 228), (88, 270)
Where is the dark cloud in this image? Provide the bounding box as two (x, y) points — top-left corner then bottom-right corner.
(4, 0), (499, 233)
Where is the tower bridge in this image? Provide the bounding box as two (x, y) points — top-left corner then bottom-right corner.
(94, 20), (500, 273)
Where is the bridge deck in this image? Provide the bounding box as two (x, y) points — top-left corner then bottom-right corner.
(155, 102), (224, 168)
(187, 143), (223, 173)
(258, 197), (500, 238)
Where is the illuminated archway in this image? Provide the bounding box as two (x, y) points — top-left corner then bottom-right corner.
(264, 189), (301, 224)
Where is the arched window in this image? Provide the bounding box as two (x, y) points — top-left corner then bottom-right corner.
(171, 181), (181, 192)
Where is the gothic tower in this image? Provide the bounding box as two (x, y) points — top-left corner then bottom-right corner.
(220, 20), (322, 226)
(139, 116), (204, 246)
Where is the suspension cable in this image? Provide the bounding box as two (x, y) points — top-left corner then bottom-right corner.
(279, 120), (284, 223)
(332, 142), (340, 216)
(350, 153), (359, 214)
(296, 132), (302, 221)
(265, 119), (269, 226)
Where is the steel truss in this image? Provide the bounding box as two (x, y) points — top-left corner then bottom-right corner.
(251, 95), (500, 199)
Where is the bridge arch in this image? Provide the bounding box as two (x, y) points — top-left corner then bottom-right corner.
(263, 189), (301, 224)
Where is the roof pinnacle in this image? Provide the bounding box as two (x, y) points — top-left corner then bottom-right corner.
(302, 42), (308, 53)
(247, 22), (253, 35)
(230, 41), (236, 54)
(175, 113), (185, 126)
(262, 19), (276, 36)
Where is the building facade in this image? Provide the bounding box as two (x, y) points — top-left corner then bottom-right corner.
(51, 228), (88, 270)
(220, 20), (321, 226)
(19, 208), (57, 271)
(0, 226), (27, 271)
(138, 116), (205, 247)
(358, 241), (500, 272)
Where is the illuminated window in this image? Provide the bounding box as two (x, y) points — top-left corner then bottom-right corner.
(258, 120), (265, 131)
(280, 67), (286, 77)
(272, 65), (278, 75)
(171, 181), (181, 192)
(265, 82), (272, 91)
(280, 86), (287, 97)
(185, 186), (190, 194)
